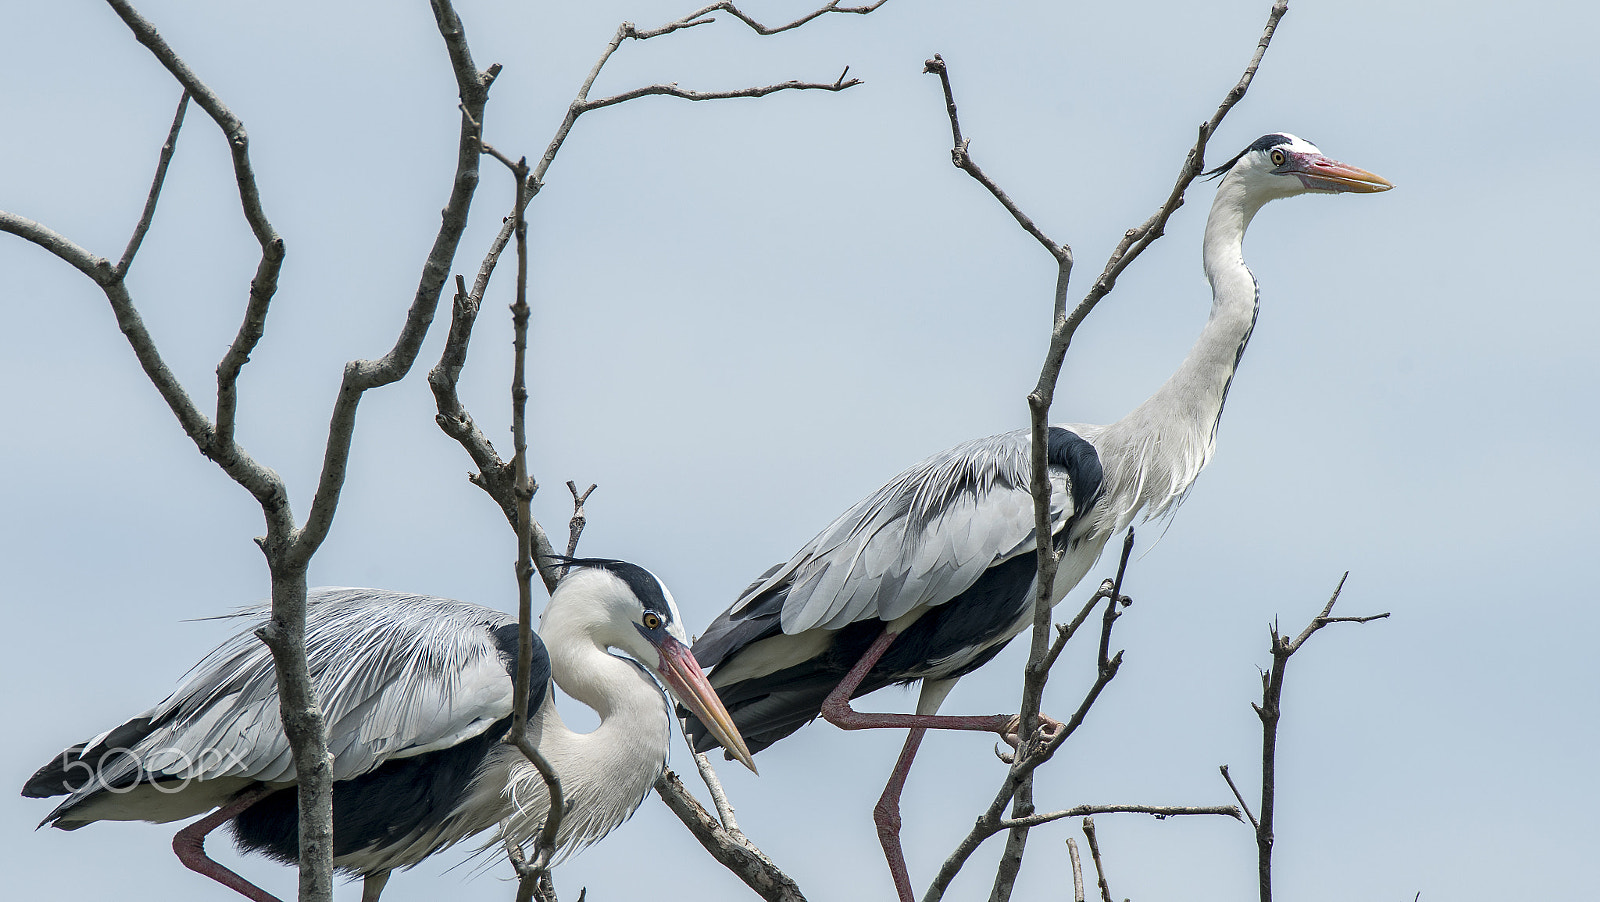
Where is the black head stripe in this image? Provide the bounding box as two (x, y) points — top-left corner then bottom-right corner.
(1202, 133), (1295, 179)
(559, 557), (672, 626)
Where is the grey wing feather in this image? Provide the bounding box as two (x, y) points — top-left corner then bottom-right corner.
(58, 589), (516, 807)
(740, 430), (1079, 634)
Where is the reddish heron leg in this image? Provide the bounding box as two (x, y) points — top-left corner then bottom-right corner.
(171, 785), (283, 902)
(818, 627), (1019, 902)
(819, 629), (1012, 733)
(874, 726), (927, 902)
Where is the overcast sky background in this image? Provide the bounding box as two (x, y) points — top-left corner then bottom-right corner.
(3, 1), (1596, 900)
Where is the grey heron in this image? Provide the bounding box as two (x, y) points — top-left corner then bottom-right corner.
(683, 134), (1391, 900)
(23, 558), (754, 902)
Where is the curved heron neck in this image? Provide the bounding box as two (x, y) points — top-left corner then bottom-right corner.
(506, 608), (669, 853)
(1094, 176), (1264, 530)
(539, 610), (671, 748)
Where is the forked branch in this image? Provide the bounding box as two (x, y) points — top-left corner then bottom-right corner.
(421, 2), (888, 898)
(430, 0), (874, 597)
(1237, 572), (1389, 902)
(919, 3), (1291, 898)
(499, 153), (569, 902)
(0, 3), (510, 899)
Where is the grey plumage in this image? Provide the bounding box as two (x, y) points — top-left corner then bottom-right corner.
(27, 588), (538, 875)
(686, 134), (1393, 763)
(24, 560), (754, 899)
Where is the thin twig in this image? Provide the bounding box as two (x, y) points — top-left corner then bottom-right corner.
(581, 77), (861, 113)
(565, 481), (597, 560)
(413, 4), (886, 897)
(691, 749), (746, 839)
(1066, 838), (1085, 902)
(1250, 572), (1388, 902)
(1219, 765), (1260, 831)
(1081, 818), (1113, 902)
(998, 804), (1240, 831)
(116, 91), (189, 278)
(922, 55), (1066, 264)
(502, 155), (567, 891)
(292, 0), (497, 564)
(429, 0), (878, 601)
(653, 0), (892, 38)
(654, 770), (807, 902)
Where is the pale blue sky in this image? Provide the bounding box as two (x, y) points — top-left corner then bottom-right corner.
(4, 1), (1596, 900)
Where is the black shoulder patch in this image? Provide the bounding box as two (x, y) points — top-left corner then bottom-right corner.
(490, 622), (552, 720)
(1047, 426), (1104, 514)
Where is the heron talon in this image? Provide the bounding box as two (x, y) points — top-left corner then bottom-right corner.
(998, 713), (1065, 751)
(993, 742), (1015, 764)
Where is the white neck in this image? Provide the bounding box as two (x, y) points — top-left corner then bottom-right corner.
(1087, 173), (1263, 533)
(492, 606), (669, 859)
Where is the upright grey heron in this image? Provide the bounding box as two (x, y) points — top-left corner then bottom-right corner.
(683, 134), (1391, 900)
(23, 559), (754, 902)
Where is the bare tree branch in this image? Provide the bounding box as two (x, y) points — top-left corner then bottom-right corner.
(414, 3), (885, 897)
(917, 3), (1291, 897)
(565, 481), (597, 560)
(1066, 837), (1085, 902)
(291, 0), (497, 564)
(0, 213), (113, 283)
(581, 75), (861, 112)
(923, 600), (1126, 902)
(100, 0), (293, 473)
(430, 1), (870, 597)
(922, 55), (1067, 266)
(426, 268), (565, 592)
(998, 804), (1241, 831)
(3, 2), (516, 898)
(1080, 818), (1113, 902)
(1247, 572), (1388, 902)
(115, 91), (188, 278)
(690, 749), (745, 838)
(654, 769), (807, 902)
(642, 0), (892, 39)
(498, 152), (569, 901)
(1219, 764), (1261, 831)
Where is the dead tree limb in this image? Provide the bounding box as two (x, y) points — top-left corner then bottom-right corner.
(419, 2), (888, 897)
(654, 769), (808, 902)
(428, 0), (879, 597)
(918, 3), (1290, 898)
(0, 1), (500, 898)
(1235, 572), (1389, 902)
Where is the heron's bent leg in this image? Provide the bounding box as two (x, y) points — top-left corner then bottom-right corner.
(874, 726), (927, 902)
(361, 869), (391, 902)
(820, 629), (1012, 734)
(172, 785), (283, 902)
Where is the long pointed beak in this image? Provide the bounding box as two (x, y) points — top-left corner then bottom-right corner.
(656, 636), (758, 774)
(1291, 153), (1394, 194)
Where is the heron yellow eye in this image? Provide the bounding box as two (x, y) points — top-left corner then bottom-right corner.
(1270, 149), (1286, 167)
(642, 612), (662, 630)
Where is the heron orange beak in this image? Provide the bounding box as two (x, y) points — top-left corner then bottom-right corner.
(1289, 153), (1393, 194)
(656, 636), (758, 774)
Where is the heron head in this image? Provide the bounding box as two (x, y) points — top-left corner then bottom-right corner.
(551, 559), (758, 773)
(1206, 133), (1392, 201)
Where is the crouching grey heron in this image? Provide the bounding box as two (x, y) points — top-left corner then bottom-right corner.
(23, 558), (754, 902)
(683, 134), (1391, 900)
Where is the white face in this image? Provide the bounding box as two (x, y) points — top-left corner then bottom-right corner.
(548, 565), (685, 663)
(543, 561), (758, 771)
(1226, 133), (1392, 199)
